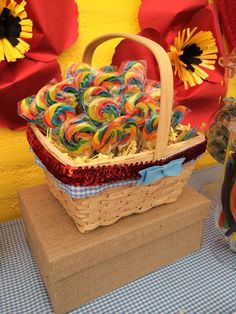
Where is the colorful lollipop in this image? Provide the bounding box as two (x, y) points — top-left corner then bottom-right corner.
(123, 71), (144, 91)
(116, 85), (142, 109)
(43, 103), (76, 129)
(56, 82), (80, 104)
(82, 86), (111, 109)
(87, 97), (121, 127)
(145, 80), (161, 102)
(75, 70), (95, 90)
(93, 72), (123, 94)
(119, 60), (146, 78)
(123, 93), (158, 126)
(60, 117), (96, 155)
(93, 119), (121, 153)
(18, 96), (39, 123)
(35, 81), (56, 112)
(65, 63), (92, 79)
(118, 84), (142, 96)
(116, 115), (137, 147)
(171, 105), (191, 128)
(178, 126), (198, 141)
(46, 79), (79, 108)
(99, 65), (118, 73)
(142, 113), (159, 143)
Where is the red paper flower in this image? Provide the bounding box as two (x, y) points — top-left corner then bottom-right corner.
(0, 0), (78, 129)
(217, 0), (236, 51)
(112, 0), (226, 127)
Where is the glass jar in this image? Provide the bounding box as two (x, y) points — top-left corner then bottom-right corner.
(219, 48), (236, 97)
(216, 122), (236, 251)
(207, 49), (236, 165)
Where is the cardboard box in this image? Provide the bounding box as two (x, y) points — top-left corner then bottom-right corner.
(19, 185), (210, 314)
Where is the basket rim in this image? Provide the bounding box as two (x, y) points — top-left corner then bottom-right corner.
(27, 125), (207, 186)
(30, 124), (206, 168)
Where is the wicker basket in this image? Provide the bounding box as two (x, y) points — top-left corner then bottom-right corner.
(28, 33), (206, 233)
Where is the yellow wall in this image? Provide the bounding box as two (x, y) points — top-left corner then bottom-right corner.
(0, 0), (221, 222)
(0, 0), (141, 222)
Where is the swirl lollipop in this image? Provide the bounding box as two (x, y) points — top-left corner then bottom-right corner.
(93, 119), (122, 153)
(82, 86), (111, 109)
(93, 72), (123, 94)
(116, 115), (137, 147)
(87, 97), (121, 127)
(18, 96), (39, 124)
(177, 126), (199, 142)
(171, 105), (191, 128)
(60, 118), (96, 155)
(123, 71), (145, 91)
(118, 84), (142, 96)
(142, 113), (159, 143)
(35, 81), (56, 113)
(145, 80), (161, 102)
(123, 93), (158, 126)
(99, 65), (118, 73)
(65, 63), (92, 79)
(43, 103), (76, 129)
(119, 60), (146, 77)
(75, 70), (95, 90)
(116, 84), (142, 109)
(46, 79), (79, 108)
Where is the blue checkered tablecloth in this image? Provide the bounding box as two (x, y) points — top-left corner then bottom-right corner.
(1, 193), (236, 314)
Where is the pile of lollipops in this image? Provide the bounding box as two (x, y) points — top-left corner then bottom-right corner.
(18, 61), (199, 158)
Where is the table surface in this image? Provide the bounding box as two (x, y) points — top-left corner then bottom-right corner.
(1, 184), (236, 314)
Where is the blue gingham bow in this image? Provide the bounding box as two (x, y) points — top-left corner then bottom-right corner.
(137, 158), (185, 185)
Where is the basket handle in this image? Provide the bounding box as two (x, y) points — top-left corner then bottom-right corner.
(82, 33), (173, 160)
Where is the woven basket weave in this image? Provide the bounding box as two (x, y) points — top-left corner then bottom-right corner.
(45, 164), (194, 232)
(30, 33), (206, 233)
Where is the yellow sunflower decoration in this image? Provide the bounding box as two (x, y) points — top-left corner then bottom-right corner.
(0, 0), (32, 62)
(168, 27), (218, 89)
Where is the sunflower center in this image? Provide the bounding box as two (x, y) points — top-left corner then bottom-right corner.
(179, 44), (203, 72)
(0, 7), (21, 46)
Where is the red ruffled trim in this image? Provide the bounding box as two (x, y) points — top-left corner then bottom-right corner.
(27, 125), (207, 187)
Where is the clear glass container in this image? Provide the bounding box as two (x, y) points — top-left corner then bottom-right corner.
(215, 122), (236, 252)
(219, 48), (236, 96)
(207, 49), (236, 165)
